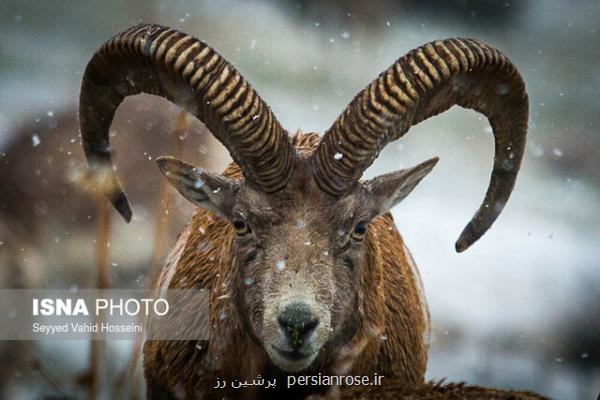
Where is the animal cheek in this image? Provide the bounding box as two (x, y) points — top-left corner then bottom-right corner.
(342, 257), (354, 269)
(242, 292), (266, 336)
(331, 275), (358, 316)
(244, 249), (259, 265)
(333, 260), (358, 285)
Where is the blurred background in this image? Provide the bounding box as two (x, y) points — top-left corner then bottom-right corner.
(1, 0), (599, 398)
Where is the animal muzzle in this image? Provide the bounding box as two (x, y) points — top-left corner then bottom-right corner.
(277, 302), (320, 351)
(264, 298), (329, 372)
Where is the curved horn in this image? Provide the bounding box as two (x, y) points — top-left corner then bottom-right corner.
(80, 24), (295, 222)
(312, 38), (528, 252)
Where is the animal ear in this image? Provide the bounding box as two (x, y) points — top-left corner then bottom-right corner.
(156, 156), (237, 218)
(364, 157), (439, 214)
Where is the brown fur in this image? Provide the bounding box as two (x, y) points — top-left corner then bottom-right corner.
(143, 132), (545, 400)
(309, 380), (549, 400)
(143, 132), (429, 399)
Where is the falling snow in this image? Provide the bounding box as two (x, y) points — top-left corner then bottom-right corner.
(31, 134), (41, 147)
(194, 178), (205, 189)
(1, 4), (598, 399)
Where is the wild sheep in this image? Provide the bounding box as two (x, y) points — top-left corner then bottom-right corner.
(79, 24), (531, 399)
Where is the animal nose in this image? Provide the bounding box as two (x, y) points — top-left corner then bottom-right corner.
(277, 302), (319, 349)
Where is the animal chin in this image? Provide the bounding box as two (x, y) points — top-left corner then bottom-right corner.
(267, 344), (319, 372)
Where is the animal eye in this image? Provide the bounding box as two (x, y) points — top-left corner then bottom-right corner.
(351, 221), (368, 241)
(233, 219), (250, 236)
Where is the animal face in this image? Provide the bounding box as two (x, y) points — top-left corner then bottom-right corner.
(80, 22), (528, 387)
(157, 155), (438, 372)
(231, 174), (368, 372)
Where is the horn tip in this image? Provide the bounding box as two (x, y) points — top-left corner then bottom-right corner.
(113, 192), (132, 223)
(454, 233), (473, 253)
(155, 156), (172, 169)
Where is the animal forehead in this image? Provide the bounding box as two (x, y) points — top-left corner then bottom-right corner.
(236, 180), (363, 224)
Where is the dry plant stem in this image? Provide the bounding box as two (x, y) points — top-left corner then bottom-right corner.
(149, 110), (187, 286)
(88, 195), (111, 400)
(95, 194), (111, 289)
(15, 342), (68, 397)
(112, 110), (189, 399)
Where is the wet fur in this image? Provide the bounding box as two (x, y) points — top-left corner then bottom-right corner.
(143, 132), (429, 399)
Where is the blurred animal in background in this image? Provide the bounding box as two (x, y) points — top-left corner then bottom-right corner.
(0, 96), (226, 288)
(78, 24), (537, 399)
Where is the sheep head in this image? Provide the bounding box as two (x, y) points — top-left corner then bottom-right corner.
(156, 152), (437, 371)
(79, 24), (528, 372)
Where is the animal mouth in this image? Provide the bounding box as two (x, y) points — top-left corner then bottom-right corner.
(271, 345), (314, 362)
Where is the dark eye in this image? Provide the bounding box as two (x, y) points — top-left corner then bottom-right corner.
(233, 219), (250, 236)
(351, 221), (368, 241)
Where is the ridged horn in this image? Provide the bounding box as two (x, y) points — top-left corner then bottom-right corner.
(80, 24), (295, 222)
(312, 38), (528, 252)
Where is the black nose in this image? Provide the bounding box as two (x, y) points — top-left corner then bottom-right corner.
(277, 302), (319, 349)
